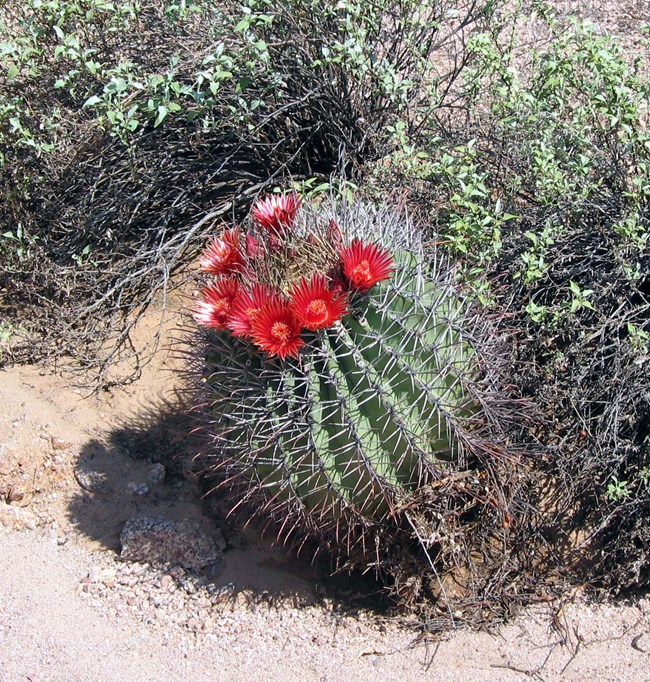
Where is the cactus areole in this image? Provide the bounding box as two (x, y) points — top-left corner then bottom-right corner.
(195, 194), (506, 572)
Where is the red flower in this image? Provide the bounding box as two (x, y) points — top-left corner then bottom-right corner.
(339, 239), (394, 292)
(289, 273), (348, 330)
(199, 229), (244, 275)
(227, 283), (279, 338)
(251, 193), (301, 236)
(250, 300), (304, 359)
(195, 277), (239, 330)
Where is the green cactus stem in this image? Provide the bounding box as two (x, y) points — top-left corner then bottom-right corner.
(196, 200), (519, 569)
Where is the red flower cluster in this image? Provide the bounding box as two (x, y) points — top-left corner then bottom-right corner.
(195, 194), (394, 359)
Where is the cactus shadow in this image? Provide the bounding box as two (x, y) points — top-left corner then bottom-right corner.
(67, 398), (196, 546)
(66, 399), (389, 610)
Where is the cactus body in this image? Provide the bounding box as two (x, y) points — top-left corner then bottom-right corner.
(196, 200), (515, 568)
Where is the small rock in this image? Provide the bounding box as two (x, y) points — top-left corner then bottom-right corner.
(169, 566), (186, 580)
(147, 463), (166, 487)
(160, 574), (174, 591)
(0, 503), (37, 530)
(118, 575), (137, 587)
(50, 435), (72, 451)
(7, 486), (26, 503)
(126, 482), (149, 496)
(207, 582), (235, 599)
(182, 580), (197, 595)
(88, 566), (117, 584)
(119, 517), (224, 572)
(74, 465), (112, 495)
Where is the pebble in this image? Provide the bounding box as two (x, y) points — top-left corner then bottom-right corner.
(126, 481), (149, 496)
(7, 486), (26, 503)
(0, 503), (37, 530)
(88, 566), (117, 584)
(74, 465), (112, 495)
(160, 574), (175, 592)
(147, 463), (166, 486)
(183, 580), (197, 595)
(169, 566), (186, 580)
(50, 435), (72, 451)
(119, 517), (225, 572)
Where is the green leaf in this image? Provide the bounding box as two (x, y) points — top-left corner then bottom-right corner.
(83, 95), (102, 108)
(154, 104), (168, 127)
(236, 76), (252, 92)
(7, 63), (19, 79)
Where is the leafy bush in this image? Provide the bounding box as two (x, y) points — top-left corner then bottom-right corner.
(370, 6), (650, 594)
(0, 0), (495, 385)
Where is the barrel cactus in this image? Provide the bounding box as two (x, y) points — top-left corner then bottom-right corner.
(193, 193), (521, 583)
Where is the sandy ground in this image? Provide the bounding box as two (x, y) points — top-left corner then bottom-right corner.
(1, 528), (648, 682)
(0, 303), (648, 681)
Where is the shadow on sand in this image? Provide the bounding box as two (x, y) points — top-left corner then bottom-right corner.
(66, 397), (389, 610)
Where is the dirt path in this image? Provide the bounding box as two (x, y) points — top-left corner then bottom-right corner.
(1, 527), (647, 682)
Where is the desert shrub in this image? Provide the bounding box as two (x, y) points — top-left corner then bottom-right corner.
(0, 0), (497, 385)
(370, 6), (650, 593)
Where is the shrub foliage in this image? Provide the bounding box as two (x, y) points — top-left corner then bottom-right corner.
(373, 8), (650, 595)
(0, 0), (494, 384)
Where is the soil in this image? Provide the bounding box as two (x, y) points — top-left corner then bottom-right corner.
(1, 297), (648, 681)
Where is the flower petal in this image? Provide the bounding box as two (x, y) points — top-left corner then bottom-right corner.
(339, 239), (394, 292)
